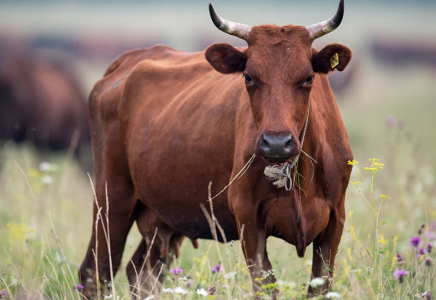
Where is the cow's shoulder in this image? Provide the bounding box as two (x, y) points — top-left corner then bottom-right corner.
(89, 46), (179, 118)
(103, 45), (181, 76)
(128, 48), (209, 79)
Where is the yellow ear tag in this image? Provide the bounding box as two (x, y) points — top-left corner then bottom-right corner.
(330, 53), (339, 69)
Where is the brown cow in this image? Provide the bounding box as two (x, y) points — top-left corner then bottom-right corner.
(0, 48), (90, 154)
(79, 1), (353, 299)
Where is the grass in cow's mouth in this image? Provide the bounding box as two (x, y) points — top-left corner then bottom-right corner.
(0, 132), (436, 299)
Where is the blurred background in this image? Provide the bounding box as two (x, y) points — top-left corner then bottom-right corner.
(0, 0), (436, 166)
(1, 0), (436, 297)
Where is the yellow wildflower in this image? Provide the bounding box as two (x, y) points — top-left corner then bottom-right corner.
(350, 226), (361, 247)
(378, 233), (387, 245)
(348, 160), (358, 165)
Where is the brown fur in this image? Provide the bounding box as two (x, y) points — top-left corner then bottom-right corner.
(79, 22), (353, 300)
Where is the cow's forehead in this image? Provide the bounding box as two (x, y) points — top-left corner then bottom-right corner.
(248, 24), (312, 45)
(245, 25), (313, 82)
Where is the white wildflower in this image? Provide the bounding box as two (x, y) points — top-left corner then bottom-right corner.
(103, 295), (112, 299)
(39, 162), (51, 172)
(350, 269), (361, 273)
(39, 162), (59, 172)
(174, 287), (188, 295)
(197, 288), (208, 297)
(41, 175), (53, 185)
(326, 291), (341, 299)
(261, 269), (275, 279)
(162, 288), (173, 294)
(144, 296), (155, 300)
(309, 277), (325, 287)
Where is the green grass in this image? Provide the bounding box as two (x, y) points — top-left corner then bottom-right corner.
(1, 111), (436, 299)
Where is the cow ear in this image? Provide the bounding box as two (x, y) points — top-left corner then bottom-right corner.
(205, 43), (246, 74)
(312, 43), (352, 74)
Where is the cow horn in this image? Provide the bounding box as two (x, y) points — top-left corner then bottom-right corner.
(306, 0), (344, 40)
(209, 3), (252, 41)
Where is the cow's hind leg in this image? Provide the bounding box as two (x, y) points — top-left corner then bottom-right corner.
(78, 182), (136, 299)
(126, 239), (164, 299)
(126, 205), (186, 299)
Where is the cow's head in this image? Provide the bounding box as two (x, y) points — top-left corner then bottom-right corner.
(205, 0), (352, 163)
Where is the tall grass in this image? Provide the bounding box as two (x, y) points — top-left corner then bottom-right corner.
(0, 118), (435, 299)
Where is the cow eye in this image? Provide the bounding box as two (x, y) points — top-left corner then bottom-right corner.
(305, 75), (314, 84)
(303, 75), (314, 87)
(242, 74), (253, 84)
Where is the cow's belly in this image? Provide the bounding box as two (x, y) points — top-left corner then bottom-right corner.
(125, 102), (243, 241)
(130, 147), (240, 240)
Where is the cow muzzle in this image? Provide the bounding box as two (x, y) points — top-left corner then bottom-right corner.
(256, 132), (301, 163)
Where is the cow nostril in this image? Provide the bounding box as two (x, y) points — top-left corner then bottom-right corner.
(284, 137), (293, 150)
(261, 135), (270, 149)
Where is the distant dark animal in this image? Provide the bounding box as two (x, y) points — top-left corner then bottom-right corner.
(0, 50), (90, 153)
(371, 38), (436, 68)
(79, 1), (353, 299)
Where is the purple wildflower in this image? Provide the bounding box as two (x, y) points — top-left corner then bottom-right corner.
(74, 284), (84, 292)
(393, 269), (408, 283)
(425, 258), (433, 266)
(170, 268), (183, 276)
(211, 264), (222, 273)
(208, 285), (216, 295)
(428, 243), (433, 253)
(396, 253), (403, 262)
(417, 248), (426, 257)
(410, 236), (421, 248)
(0, 289), (7, 299)
(426, 292), (433, 300)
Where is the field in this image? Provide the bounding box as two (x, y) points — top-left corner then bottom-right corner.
(1, 1), (436, 299)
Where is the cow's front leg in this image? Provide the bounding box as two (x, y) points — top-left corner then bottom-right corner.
(308, 207), (345, 298)
(235, 209), (278, 300)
